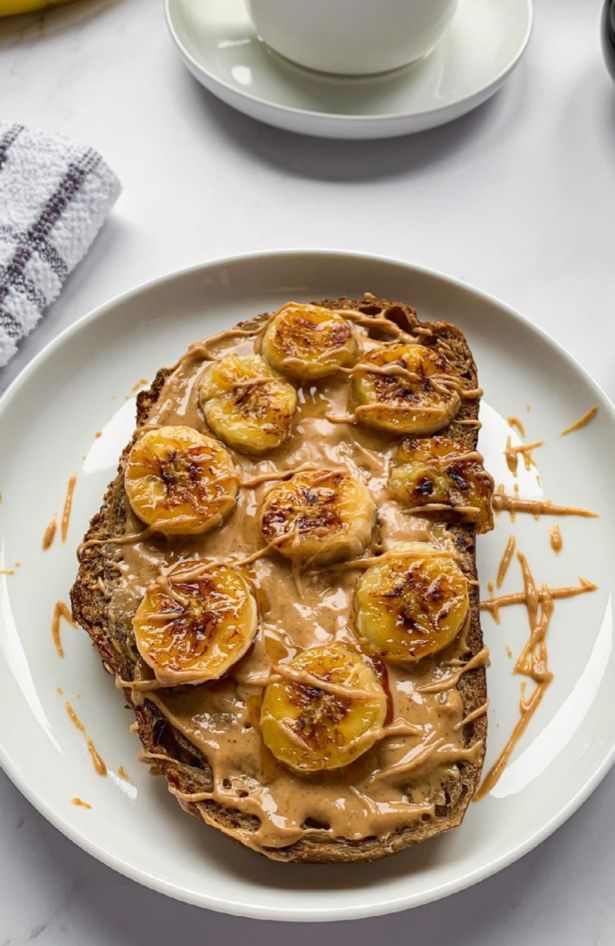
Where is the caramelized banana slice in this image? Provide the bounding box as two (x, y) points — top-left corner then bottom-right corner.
(199, 354), (297, 455)
(125, 426), (238, 535)
(260, 468), (375, 565)
(261, 641), (387, 772)
(356, 544), (469, 662)
(133, 561), (257, 685)
(261, 302), (358, 380)
(352, 343), (461, 434)
(389, 436), (494, 533)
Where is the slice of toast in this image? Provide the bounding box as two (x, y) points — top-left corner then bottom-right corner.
(71, 296), (489, 863)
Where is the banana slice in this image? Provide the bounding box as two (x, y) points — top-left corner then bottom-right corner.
(355, 544), (469, 662)
(198, 354), (297, 455)
(389, 436), (494, 533)
(125, 426), (238, 535)
(260, 468), (375, 565)
(261, 641), (387, 772)
(352, 343), (461, 434)
(261, 303), (358, 380)
(133, 560), (258, 686)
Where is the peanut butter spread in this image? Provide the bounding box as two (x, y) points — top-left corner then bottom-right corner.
(61, 474), (77, 542)
(51, 599), (73, 658)
(71, 797), (92, 809)
(504, 437), (544, 476)
(42, 513), (57, 550)
(496, 535), (516, 589)
(105, 312), (488, 853)
(493, 487), (598, 519)
(560, 405), (598, 437)
(65, 701), (107, 777)
(549, 523), (562, 554)
(477, 552), (596, 800)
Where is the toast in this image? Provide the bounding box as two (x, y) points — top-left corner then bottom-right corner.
(71, 295), (491, 863)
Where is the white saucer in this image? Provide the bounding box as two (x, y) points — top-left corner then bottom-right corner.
(165, 0), (533, 139)
(1, 251), (615, 921)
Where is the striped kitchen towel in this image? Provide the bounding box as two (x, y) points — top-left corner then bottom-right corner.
(0, 120), (121, 367)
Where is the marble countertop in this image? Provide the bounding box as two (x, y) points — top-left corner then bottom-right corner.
(1, 0), (615, 942)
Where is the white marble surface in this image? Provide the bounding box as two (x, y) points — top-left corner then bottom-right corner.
(1, 0), (615, 941)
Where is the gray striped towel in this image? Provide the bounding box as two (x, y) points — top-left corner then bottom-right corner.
(0, 120), (121, 368)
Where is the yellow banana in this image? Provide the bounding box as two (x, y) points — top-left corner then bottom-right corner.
(355, 544), (469, 662)
(261, 302), (358, 380)
(199, 354), (296, 455)
(124, 425), (238, 536)
(133, 560), (258, 686)
(261, 641), (387, 772)
(388, 435), (494, 533)
(352, 343), (461, 434)
(259, 468), (375, 565)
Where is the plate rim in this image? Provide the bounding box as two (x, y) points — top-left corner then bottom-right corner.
(1, 247), (614, 922)
(164, 0), (534, 128)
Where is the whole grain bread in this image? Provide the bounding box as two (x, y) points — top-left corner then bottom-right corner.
(71, 296), (488, 863)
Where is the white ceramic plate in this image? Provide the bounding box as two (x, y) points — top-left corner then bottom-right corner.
(165, 0), (533, 139)
(0, 251), (613, 922)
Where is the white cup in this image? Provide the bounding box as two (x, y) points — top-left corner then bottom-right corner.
(245, 0), (459, 76)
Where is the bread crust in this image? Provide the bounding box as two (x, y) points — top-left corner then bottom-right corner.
(71, 297), (488, 863)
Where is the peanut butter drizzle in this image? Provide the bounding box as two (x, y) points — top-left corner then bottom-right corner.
(493, 488), (598, 519)
(507, 416), (526, 437)
(138, 749), (172, 766)
(369, 737), (484, 785)
(417, 648), (490, 694)
(322, 546), (462, 575)
(338, 308), (414, 342)
(116, 674), (161, 692)
(504, 437), (544, 475)
(404, 502), (481, 517)
(430, 376), (483, 401)
(324, 412), (357, 425)
(42, 514), (57, 550)
(550, 523), (562, 554)
(496, 535), (516, 588)
(327, 399), (461, 426)
(560, 405), (598, 436)
(476, 553), (556, 800)
(270, 664), (379, 701)
(0, 568), (15, 576)
(340, 363), (420, 382)
(117, 765), (131, 782)
(480, 576), (597, 624)
(239, 465), (315, 488)
(356, 402), (448, 418)
(78, 525), (155, 558)
(175, 325), (266, 370)
(51, 600), (73, 658)
(107, 313), (486, 852)
(65, 702), (107, 776)
(61, 474), (77, 542)
(71, 797), (92, 809)
(454, 700), (489, 732)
